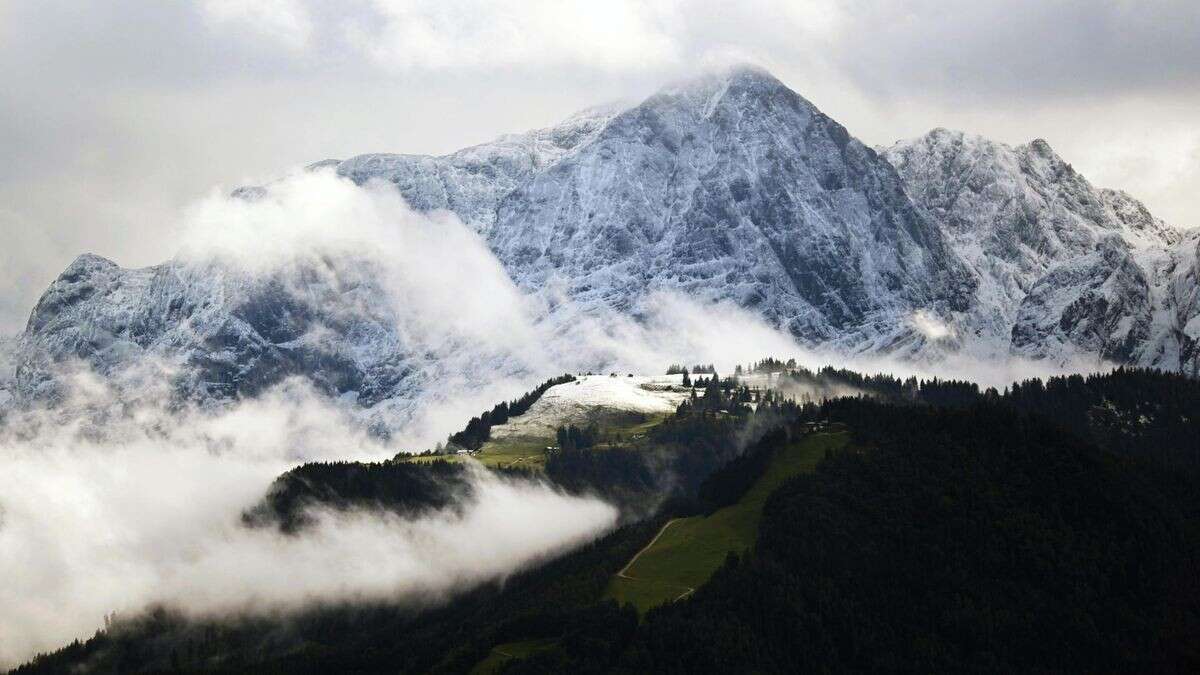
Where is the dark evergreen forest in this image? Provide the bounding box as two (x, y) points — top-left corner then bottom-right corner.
(14, 366), (1200, 674)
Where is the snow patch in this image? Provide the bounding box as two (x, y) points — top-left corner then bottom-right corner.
(489, 374), (690, 442)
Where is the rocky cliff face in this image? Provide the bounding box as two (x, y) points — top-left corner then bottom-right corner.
(884, 128), (1197, 372)
(487, 68), (974, 355)
(14, 252), (427, 414)
(332, 104), (621, 233)
(8, 66), (1198, 418)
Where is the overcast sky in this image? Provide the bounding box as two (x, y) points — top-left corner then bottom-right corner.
(1, 0), (1198, 334)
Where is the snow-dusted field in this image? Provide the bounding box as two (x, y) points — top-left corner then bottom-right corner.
(489, 374), (691, 442)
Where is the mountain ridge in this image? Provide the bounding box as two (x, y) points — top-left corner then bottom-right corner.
(884, 126), (1198, 372)
(8, 65), (1198, 418)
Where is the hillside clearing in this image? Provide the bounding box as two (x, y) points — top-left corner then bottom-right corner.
(605, 431), (850, 612)
(487, 374), (690, 442)
(400, 374), (690, 469)
(469, 638), (559, 674)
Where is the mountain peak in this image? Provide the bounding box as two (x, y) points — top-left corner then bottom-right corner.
(925, 127), (968, 142)
(719, 62), (784, 85)
(669, 62), (780, 85)
(62, 253), (118, 278)
(899, 128), (997, 154)
(652, 63), (794, 106)
(487, 59), (972, 350)
(1024, 138), (1058, 160)
(20, 68), (1196, 425)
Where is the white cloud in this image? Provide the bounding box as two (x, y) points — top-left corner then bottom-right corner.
(181, 170), (537, 350)
(0, 374), (616, 667)
(346, 0), (684, 72)
(909, 310), (955, 341)
(1078, 125), (1200, 228)
(201, 0), (314, 50)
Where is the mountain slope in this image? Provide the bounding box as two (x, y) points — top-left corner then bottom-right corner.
(332, 105), (621, 233)
(885, 128), (1197, 372)
(9, 67), (1199, 415)
(489, 68), (974, 354)
(13, 252), (429, 415)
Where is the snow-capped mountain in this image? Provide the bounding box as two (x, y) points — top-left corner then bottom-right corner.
(0, 335), (14, 409)
(884, 129), (1199, 372)
(487, 68), (974, 354)
(8, 65), (1198, 416)
(284, 67), (978, 353)
(13, 252), (428, 412)
(328, 104), (621, 233)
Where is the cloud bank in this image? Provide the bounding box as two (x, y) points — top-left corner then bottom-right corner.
(0, 168), (818, 668)
(154, 169), (836, 442)
(0, 372), (616, 667)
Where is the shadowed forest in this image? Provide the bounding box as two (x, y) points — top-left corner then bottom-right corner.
(13, 365), (1200, 674)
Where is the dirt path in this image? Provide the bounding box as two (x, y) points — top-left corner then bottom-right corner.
(616, 518), (696, 600)
(617, 518), (678, 578)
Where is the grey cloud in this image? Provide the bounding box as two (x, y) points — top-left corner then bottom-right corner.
(828, 1), (1200, 102)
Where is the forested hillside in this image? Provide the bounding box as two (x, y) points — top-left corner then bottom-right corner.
(614, 401), (1200, 673)
(14, 365), (1200, 674)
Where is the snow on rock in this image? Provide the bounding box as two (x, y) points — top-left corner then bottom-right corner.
(488, 66), (974, 356)
(12, 66), (1200, 428)
(0, 334), (14, 409)
(331, 104), (621, 234)
(885, 128), (1195, 372)
(13, 251), (432, 413)
(1010, 238), (1153, 366)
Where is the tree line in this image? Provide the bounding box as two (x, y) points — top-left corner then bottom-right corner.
(446, 373), (575, 451)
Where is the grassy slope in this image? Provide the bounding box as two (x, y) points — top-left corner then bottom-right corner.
(470, 638), (559, 674)
(395, 438), (545, 469)
(606, 431), (850, 612)
(400, 413), (671, 470)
